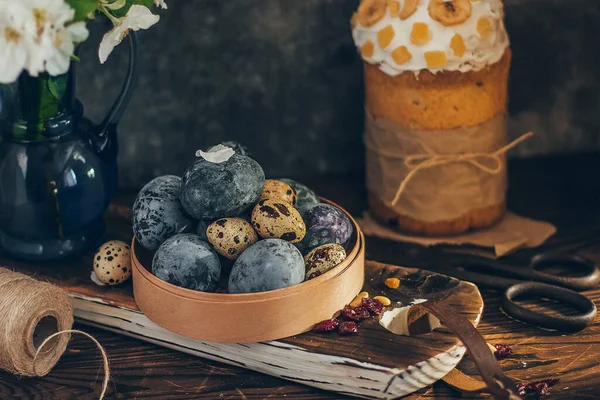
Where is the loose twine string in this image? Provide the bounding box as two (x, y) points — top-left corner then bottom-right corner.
(364, 131), (534, 206)
(0, 268), (109, 399)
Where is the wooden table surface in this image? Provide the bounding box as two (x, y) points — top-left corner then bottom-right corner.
(1, 153), (600, 399)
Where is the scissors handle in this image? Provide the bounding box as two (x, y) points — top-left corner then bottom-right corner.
(501, 282), (597, 332)
(529, 253), (600, 292)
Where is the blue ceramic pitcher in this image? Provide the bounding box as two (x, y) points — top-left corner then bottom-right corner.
(0, 33), (138, 261)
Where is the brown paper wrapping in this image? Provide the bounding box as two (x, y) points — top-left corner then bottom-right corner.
(365, 112), (509, 222)
(359, 212), (556, 257)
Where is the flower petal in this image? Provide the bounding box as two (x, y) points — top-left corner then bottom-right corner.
(98, 27), (124, 64)
(68, 22), (89, 43)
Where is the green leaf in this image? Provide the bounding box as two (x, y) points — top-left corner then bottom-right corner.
(112, 0), (154, 18)
(39, 77), (59, 121)
(66, 0), (98, 22)
(48, 76), (66, 101)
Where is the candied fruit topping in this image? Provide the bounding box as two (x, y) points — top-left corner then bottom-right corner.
(357, 0), (387, 28)
(312, 319), (340, 333)
(377, 25), (395, 49)
(450, 34), (465, 57)
(388, 0), (400, 17)
(410, 23), (431, 46)
(493, 343), (513, 360)
(338, 321), (358, 335)
(477, 17), (492, 38)
(385, 277), (400, 289)
(392, 46), (412, 65)
(342, 306), (371, 321)
(424, 51), (447, 68)
(428, 0), (471, 27)
(373, 295), (391, 306)
(350, 12), (358, 28)
(400, 0), (419, 20)
(362, 297), (384, 315)
(360, 40), (375, 58)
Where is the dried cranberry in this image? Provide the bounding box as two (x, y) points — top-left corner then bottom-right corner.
(494, 344), (513, 360)
(312, 319), (340, 333)
(362, 297), (384, 315)
(342, 306), (371, 321)
(517, 378), (559, 398)
(338, 321), (358, 335)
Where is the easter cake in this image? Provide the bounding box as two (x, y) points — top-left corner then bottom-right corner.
(352, 0), (511, 236)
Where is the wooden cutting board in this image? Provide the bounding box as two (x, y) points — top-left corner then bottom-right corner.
(12, 258), (483, 400)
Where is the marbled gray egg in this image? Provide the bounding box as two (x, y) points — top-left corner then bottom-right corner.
(297, 204), (354, 254)
(280, 178), (320, 209)
(132, 175), (195, 251)
(180, 154), (265, 220)
(195, 219), (210, 241)
(152, 234), (221, 292)
(228, 239), (305, 294)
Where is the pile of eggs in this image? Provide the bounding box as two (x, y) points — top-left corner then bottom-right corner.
(132, 142), (354, 294)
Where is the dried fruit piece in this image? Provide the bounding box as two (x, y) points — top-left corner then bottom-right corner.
(517, 378), (559, 398)
(388, 0), (400, 17)
(450, 33), (465, 57)
(385, 277), (400, 289)
(391, 46), (412, 65)
(424, 51), (447, 68)
(410, 22), (430, 46)
(357, 0), (387, 28)
(493, 344), (513, 360)
(350, 12), (358, 28)
(400, 0), (419, 20)
(339, 321), (358, 335)
(342, 306), (371, 321)
(360, 40), (375, 58)
(377, 25), (395, 49)
(477, 17), (492, 38)
(312, 319), (340, 332)
(350, 291), (369, 307)
(373, 295), (391, 306)
(428, 0), (471, 26)
(362, 297), (384, 315)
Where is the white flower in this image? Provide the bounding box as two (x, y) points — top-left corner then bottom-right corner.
(0, 0), (89, 82)
(99, 5), (160, 64)
(0, 1), (34, 83)
(154, 0), (168, 10)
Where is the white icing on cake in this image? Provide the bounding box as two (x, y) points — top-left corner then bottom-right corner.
(351, 0), (509, 75)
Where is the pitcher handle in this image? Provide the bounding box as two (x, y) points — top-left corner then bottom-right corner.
(95, 31), (139, 139)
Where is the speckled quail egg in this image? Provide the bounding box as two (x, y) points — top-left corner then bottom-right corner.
(258, 179), (297, 205)
(251, 199), (306, 243)
(304, 243), (346, 281)
(93, 240), (132, 285)
(206, 218), (258, 260)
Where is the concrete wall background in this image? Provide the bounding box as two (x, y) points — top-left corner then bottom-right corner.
(74, 0), (600, 188)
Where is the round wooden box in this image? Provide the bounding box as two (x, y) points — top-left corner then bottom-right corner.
(131, 200), (365, 343)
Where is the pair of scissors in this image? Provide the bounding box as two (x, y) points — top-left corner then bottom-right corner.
(437, 253), (599, 332)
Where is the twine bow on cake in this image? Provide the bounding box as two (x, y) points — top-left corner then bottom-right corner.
(365, 131), (534, 206)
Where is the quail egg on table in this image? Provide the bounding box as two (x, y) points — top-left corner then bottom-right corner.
(206, 218), (258, 260)
(258, 179), (297, 205)
(93, 240), (132, 286)
(251, 199), (306, 243)
(304, 243), (347, 280)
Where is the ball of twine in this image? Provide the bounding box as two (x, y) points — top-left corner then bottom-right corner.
(0, 268), (109, 399)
